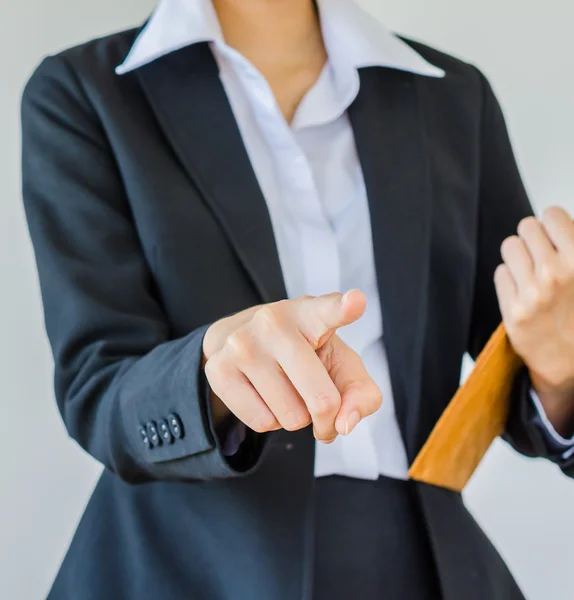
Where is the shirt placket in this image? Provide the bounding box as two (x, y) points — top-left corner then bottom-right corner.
(234, 53), (340, 299)
(228, 49), (380, 480)
(283, 153), (340, 299)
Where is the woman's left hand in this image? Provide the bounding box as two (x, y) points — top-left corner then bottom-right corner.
(494, 206), (574, 436)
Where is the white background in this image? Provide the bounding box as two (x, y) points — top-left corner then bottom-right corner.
(1, 1), (573, 598)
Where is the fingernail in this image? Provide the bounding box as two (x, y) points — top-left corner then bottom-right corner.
(344, 411), (361, 435)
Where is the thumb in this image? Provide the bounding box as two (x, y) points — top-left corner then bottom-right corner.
(322, 336), (383, 436)
(295, 289), (367, 349)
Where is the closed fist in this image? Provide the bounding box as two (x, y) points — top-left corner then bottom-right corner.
(202, 290), (383, 443)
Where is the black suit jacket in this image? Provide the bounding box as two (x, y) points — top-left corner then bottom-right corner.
(21, 27), (571, 600)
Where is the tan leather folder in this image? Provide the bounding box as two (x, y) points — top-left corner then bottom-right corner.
(408, 322), (524, 492)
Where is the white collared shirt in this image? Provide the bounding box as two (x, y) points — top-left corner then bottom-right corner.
(117, 0), (573, 479)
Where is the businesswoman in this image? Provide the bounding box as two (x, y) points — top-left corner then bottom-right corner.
(21, 0), (574, 598)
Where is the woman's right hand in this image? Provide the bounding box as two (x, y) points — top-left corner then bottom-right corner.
(202, 290), (382, 444)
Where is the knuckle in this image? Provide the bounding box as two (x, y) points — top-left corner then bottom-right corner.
(226, 330), (256, 363)
(525, 291), (545, 312)
(500, 235), (520, 257)
(542, 205), (563, 224)
(249, 413), (277, 433)
(525, 285), (551, 311)
(494, 263), (509, 281)
(283, 413), (312, 432)
(253, 305), (284, 335)
(367, 385), (384, 414)
(313, 427), (337, 444)
(508, 302), (533, 327)
(538, 264), (562, 292)
(309, 391), (338, 416)
(355, 382), (383, 415)
(204, 354), (224, 382)
(517, 216), (538, 237)
(293, 295), (317, 318)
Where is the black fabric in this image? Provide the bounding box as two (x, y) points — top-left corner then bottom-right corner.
(313, 476), (441, 600)
(20, 25), (565, 600)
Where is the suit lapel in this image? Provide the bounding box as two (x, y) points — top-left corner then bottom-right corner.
(349, 68), (433, 459)
(135, 43), (288, 305)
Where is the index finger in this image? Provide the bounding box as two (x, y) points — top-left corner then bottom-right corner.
(294, 290), (367, 350)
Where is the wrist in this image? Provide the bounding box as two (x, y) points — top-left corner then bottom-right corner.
(210, 391), (232, 427)
(531, 371), (574, 437)
(200, 343), (231, 428)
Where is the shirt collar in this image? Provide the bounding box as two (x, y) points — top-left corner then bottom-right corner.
(320, 0), (444, 77)
(116, 0), (445, 79)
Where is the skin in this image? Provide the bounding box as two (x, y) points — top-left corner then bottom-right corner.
(203, 291), (383, 443)
(496, 207), (574, 437)
(204, 0), (574, 443)
(212, 0), (327, 123)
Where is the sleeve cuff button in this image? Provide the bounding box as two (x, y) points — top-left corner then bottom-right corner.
(167, 413), (184, 439)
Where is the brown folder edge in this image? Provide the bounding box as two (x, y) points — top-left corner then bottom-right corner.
(408, 323), (523, 491)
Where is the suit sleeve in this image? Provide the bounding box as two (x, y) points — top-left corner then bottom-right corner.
(21, 54), (265, 483)
(467, 67), (574, 477)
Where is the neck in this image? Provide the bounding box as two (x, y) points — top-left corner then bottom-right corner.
(212, 0), (325, 72)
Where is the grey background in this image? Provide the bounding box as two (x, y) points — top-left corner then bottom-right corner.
(1, 1), (573, 598)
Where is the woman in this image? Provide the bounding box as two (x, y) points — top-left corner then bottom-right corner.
(21, 0), (574, 598)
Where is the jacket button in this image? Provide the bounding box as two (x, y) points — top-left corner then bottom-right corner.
(167, 413), (184, 439)
(158, 419), (173, 444)
(139, 426), (152, 449)
(146, 421), (161, 447)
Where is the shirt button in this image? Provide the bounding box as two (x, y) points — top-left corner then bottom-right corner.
(146, 421), (161, 447)
(158, 419), (173, 444)
(139, 426), (152, 449)
(167, 413), (184, 440)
